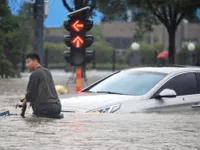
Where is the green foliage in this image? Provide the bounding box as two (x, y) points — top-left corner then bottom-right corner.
(48, 63), (65, 69)
(176, 47), (187, 64)
(16, 3), (34, 51)
(44, 42), (67, 50)
(0, 59), (13, 78)
(44, 42), (67, 64)
(47, 24), (114, 66)
(176, 44), (200, 64)
(89, 25), (105, 41)
(90, 25), (113, 63)
(140, 43), (155, 64)
(126, 43), (163, 65)
(96, 0), (200, 64)
(87, 63), (130, 70)
(153, 43), (163, 52)
(0, 0), (10, 17)
(91, 41), (113, 63)
(0, 2), (33, 78)
(95, 0), (127, 22)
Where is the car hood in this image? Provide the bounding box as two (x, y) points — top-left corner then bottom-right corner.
(60, 93), (142, 112)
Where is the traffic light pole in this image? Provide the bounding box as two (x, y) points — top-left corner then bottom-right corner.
(76, 66), (82, 92)
(63, 2), (94, 93)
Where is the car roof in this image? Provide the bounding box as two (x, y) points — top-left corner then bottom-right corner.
(124, 66), (200, 74)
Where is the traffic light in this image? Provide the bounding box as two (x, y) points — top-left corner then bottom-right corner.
(64, 50), (71, 64)
(85, 20), (94, 48)
(64, 50), (95, 66)
(63, 15), (94, 66)
(85, 50), (95, 63)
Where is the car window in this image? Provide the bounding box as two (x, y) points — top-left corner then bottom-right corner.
(87, 71), (167, 96)
(155, 73), (198, 96)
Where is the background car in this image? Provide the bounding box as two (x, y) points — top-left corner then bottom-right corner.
(60, 66), (200, 113)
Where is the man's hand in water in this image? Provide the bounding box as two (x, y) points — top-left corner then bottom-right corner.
(16, 101), (24, 107)
(16, 99), (27, 107)
(16, 98), (27, 118)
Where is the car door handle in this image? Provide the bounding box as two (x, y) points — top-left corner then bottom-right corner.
(191, 103), (200, 108)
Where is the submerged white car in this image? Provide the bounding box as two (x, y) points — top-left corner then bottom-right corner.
(60, 66), (200, 113)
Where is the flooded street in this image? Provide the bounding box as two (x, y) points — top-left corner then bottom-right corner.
(1, 70), (200, 150)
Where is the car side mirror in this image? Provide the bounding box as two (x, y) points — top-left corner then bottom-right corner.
(154, 89), (177, 99)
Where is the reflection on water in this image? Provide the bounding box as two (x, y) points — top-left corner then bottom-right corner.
(1, 76), (200, 150)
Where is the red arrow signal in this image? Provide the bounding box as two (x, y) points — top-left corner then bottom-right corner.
(72, 36), (84, 48)
(72, 20), (84, 32)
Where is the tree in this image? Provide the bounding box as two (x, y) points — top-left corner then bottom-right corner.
(16, 3), (34, 72)
(130, 0), (200, 64)
(17, 3), (33, 50)
(0, 0), (18, 77)
(96, 0), (200, 64)
(0, 1), (33, 77)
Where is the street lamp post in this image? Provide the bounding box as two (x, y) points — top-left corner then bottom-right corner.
(131, 42), (140, 66)
(44, 0), (49, 18)
(187, 42), (196, 65)
(180, 19), (188, 51)
(44, 0), (49, 68)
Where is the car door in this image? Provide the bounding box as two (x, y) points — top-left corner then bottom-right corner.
(151, 72), (200, 112)
(191, 72), (200, 110)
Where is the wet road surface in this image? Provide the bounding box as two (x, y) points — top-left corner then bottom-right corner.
(0, 70), (200, 150)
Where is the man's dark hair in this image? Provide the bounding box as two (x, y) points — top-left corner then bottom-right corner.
(26, 53), (40, 63)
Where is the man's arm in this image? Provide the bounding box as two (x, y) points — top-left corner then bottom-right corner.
(16, 98), (27, 106)
(25, 73), (40, 102)
(22, 98), (27, 105)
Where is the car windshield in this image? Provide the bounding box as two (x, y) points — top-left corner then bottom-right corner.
(87, 70), (167, 96)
